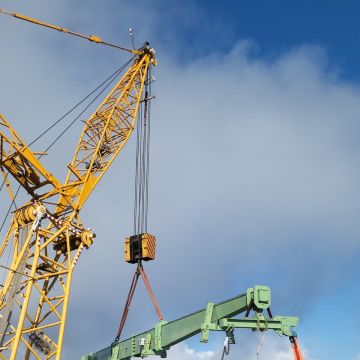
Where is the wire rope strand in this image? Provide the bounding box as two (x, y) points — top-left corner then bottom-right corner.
(0, 169), (10, 194)
(0, 177), (5, 193)
(132, 66), (153, 235)
(30, 56), (134, 148)
(0, 184), (21, 235)
(144, 68), (152, 232)
(0, 56), (134, 237)
(42, 58), (133, 154)
(138, 102), (145, 233)
(140, 100), (146, 233)
(133, 107), (140, 234)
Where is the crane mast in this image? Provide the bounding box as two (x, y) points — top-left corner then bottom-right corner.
(0, 27), (156, 358)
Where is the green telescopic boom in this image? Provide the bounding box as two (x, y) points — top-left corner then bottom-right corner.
(82, 285), (300, 360)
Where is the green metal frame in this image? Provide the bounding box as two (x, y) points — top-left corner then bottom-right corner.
(81, 286), (299, 360)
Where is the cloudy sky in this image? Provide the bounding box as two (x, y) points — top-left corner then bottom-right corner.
(1, 1), (360, 359)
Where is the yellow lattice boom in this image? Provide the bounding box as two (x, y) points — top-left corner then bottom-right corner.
(0, 39), (156, 359)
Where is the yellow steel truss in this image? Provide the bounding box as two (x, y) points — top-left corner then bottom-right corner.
(0, 47), (156, 359)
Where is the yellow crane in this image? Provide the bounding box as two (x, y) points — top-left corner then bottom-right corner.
(0, 9), (156, 359)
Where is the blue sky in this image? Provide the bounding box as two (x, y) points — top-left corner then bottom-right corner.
(152, 1), (360, 81)
(1, 1), (360, 359)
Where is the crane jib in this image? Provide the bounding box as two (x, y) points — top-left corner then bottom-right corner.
(0, 32), (156, 359)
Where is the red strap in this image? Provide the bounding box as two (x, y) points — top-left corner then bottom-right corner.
(115, 268), (140, 341)
(289, 336), (304, 360)
(138, 265), (164, 320)
(115, 263), (164, 341)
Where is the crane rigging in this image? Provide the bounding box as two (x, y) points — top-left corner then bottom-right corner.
(0, 59), (131, 253)
(0, 8), (156, 359)
(0, 8), (305, 360)
(114, 64), (163, 344)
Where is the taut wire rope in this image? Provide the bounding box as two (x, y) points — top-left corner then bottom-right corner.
(0, 56), (134, 236)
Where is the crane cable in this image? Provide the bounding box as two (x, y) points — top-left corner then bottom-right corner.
(0, 8), (138, 54)
(0, 57), (133, 236)
(29, 58), (134, 148)
(42, 58), (134, 154)
(114, 67), (162, 343)
(0, 4), (136, 232)
(114, 261), (163, 342)
(0, 6), (136, 229)
(133, 66), (152, 234)
(0, 177), (6, 194)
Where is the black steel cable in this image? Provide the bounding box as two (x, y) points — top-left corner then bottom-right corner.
(0, 167), (9, 194)
(43, 62), (129, 154)
(0, 64), (127, 198)
(133, 67), (152, 235)
(133, 103), (141, 234)
(30, 56), (135, 147)
(0, 184), (20, 234)
(0, 56), (135, 236)
(144, 68), (152, 232)
(140, 101), (146, 233)
(0, 177), (5, 193)
(134, 100), (146, 234)
(140, 97), (147, 233)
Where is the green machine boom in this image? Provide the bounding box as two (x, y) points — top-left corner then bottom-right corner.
(82, 286), (301, 360)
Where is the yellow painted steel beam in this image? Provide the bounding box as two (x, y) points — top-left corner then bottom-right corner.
(58, 51), (154, 213)
(0, 114), (63, 196)
(0, 8), (139, 54)
(0, 41), (156, 358)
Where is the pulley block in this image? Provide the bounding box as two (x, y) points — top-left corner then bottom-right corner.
(124, 233), (156, 263)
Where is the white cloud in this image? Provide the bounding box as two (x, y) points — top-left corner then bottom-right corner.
(1, 1), (360, 359)
(167, 334), (315, 360)
(168, 343), (214, 360)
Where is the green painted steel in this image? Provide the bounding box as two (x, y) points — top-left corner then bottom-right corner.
(246, 285), (271, 310)
(81, 286), (299, 360)
(218, 316), (299, 336)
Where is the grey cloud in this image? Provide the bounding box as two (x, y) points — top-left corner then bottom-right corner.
(0, 1), (359, 359)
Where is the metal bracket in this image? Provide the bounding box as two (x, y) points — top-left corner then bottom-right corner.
(131, 335), (137, 357)
(31, 205), (46, 231)
(111, 341), (120, 360)
(246, 285), (271, 312)
(254, 312), (268, 331)
(141, 333), (153, 357)
(218, 315), (299, 337)
(81, 354), (93, 360)
(200, 302), (217, 343)
(154, 320), (168, 353)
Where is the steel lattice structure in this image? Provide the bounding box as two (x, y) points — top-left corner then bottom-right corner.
(0, 45), (156, 359)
